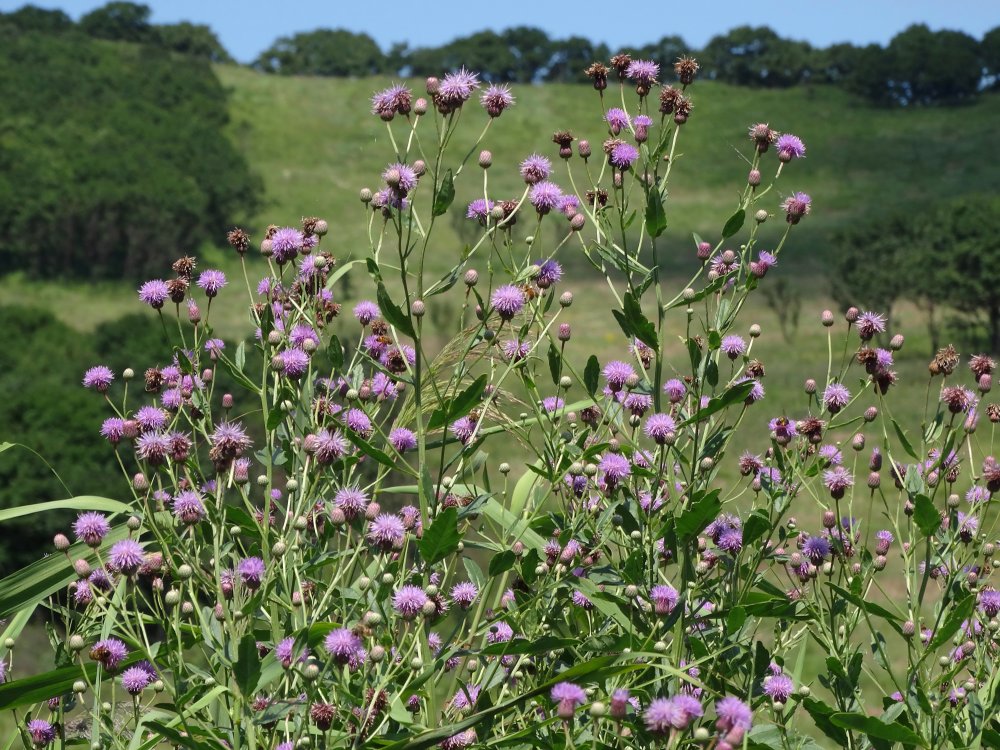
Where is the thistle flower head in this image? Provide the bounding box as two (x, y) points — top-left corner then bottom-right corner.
(83, 366), (115, 392)
(480, 83), (514, 117)
(108, 539), (144, 574)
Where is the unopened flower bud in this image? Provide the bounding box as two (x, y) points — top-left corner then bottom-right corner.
(804, 378), (816, 394)
(479, 150), (492, 168)
(54, 533), (70, 552)
(74, 559), (91, 578)
(559, 292), (573, 308)
(411, 299), (425, 317)
(821, 310), (834, 327)
(414, 98), (428, 115)
(359, 188), (373, 204)
(570, 213), (585, 231)
(845, 307), (859, 323)
(748, 169), (761, 187)
(749, 324), (761, 338)
(864, 406), (878, 422)
(578, 140), (591, 158)
(464, 269), (478, 287)
(754, 209), (768, 223)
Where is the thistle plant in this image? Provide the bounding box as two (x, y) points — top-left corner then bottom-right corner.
(2, 53), (999, 750)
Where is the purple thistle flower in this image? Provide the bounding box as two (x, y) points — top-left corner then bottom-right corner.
(108, 539), (144, 575)
(383, 163), (418, 194)
(819, 444), (843, 466)
(715, 696), (753, 732)
(450, 415), (478, 444)
(196, 269), (227, 297)
(480, 83), (514, 117)
(172, 490), (206, 525)
(451, 581), (478, 609)
(520, 153), (552, 184)
(605, 107), (630, 135)
(739, 377), (766, 404)
(542, 396), (565, 413)
(120, 665), (151, 695)
(856, 311), (886, 340)
(210, 421), (252, 460)
(134, 406), (168, 433)
(503, 338), (531, 362)
(775, 134), (806, 161)
(823, 383), (851, 414)
(769, 417), (797, 441)
(353, 300), (380, 325)
(664, 379), (686, 403)
(451, 683), (481, 710)
(367, 514), (405, 550)
(626, 59), (659, 86)
(610, 142), (639, 169)
(440, 730), (477, 749)
(26, 719), (57, 746)
(624, 392), (653, 416)
(802, 535), (830, 563)
(534, 259), (563, 288)
(275, 636), (296, 667)
(487, 621), (513, 643)
(393, 585), (428, 619)
(83, 365), (114, 393)
(644, 413), (677, 444)
(721, 335), (747, 359)
(289, 323), (318, 349)
(238, 557), (265, 590)
(781, 192), (811, 224)
(823, 466), (854, 497)
(389, 427), (417, 453)
(90, 638), (128, 670)
(270, 227), (303, 264)
(344, 408), (373, 438)
(572, 590), (593, 609)
(278, 349), (310, 379)
(138, 279), (169, 309)
(312, 429), (348, 464)
(371, 83), (411, 119)
(491, 284), (526, 320)
(717, 528), (743, 553)
(529, 181), (563, 214)
(73, 512), (110, 547)
(438, 68), (479, 104)
(650, 584), (678, 615)
(967, 486), (989, 504)
(100, 417), (126, 444)
(334, 487), (368, 520)
(324, 628), (362, 664)
(599, 453), (631, 486)
(645, 696), (699, 734)
(466, 198), (494, 223)
(558, 194), (580, 216)
(980, 589), (1000, 617)
(763, 673), (794, 703)
(603, 360), (636, 391)
(551, 681), (587, 706)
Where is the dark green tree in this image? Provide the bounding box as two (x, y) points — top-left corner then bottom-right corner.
(545, 37), (608, 83)
(0, 4), (73, 33)
(79, 1), (158, 44)
(882, 25), (982, 105)
(983, 26), (1000, 88)
(634, 35), (690, 78)
(157, 21), (233, 62)
(253, 29), (385, 76)
(700, 26), (814, 87)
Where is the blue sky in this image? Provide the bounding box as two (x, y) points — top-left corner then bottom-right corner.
(3, 0), (997, 62)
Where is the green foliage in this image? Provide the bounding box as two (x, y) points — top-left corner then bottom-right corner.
(0, 29), (260, 280)
(79, 1), (157, 44)
(253, 28), (386, 76)
(156, 21), (234, 63)
(700, 26), (815, 87)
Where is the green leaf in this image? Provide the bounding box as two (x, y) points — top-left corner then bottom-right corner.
(679, 381), (754, 427)
(508, 468), (540, 519)
(324, 258), (363, 290)
(827, 583), (902, 632)
(928, 594), (975, 653)
(342, 428), (395, 468)
(913, 494), (940, 537)
(612, 292), (658, 351)
(488, 550), (516, 576)
(428, 374), (487, 431)
(830, 712), (926, 747)
(327, 334), (344, 370)
(583, 355), (600, 397)
(675, 490), (721, 543)
(376, 283), (415, 338)
(234, 634), (262, 697)
(235, 340), (246, 371)
(802, 697), (849, 746)
(0, 496), (130, 524)
(722, 207), (746, 238)
(892, 418), (919, 460)
(418, 507), (461, 564)
(481, 635), (576, 656)
(547, 342), (561, 385)
(433, 169), (456, 216)
(645, 189), (667, 238)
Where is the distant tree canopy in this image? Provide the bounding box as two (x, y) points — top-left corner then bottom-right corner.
(0, 28), (260, 280)
(0, 2), (233, 61)
(253, 29), (385, 76)
(831, 197), (1000, 353)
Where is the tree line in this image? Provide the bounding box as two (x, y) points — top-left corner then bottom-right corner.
(4, 3), (999, 106)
